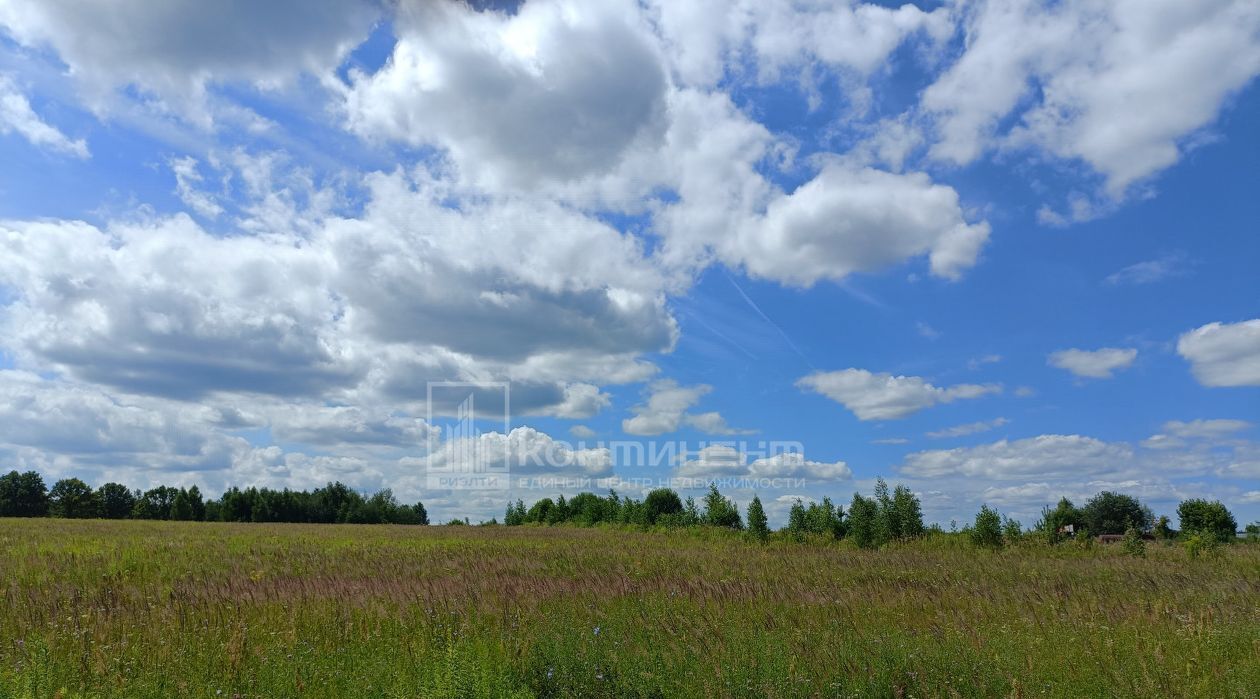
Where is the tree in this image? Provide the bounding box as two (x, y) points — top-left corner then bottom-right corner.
(171, 489), (194, 521)
(702, 484), (742, 529)
(891, 485), (923, 538)
(1152, 515), (1175, 541)
(1001, 516), (1023, 544)
(186, 486), (206, 521)
(787, 499), (807, 537)
(0, 470), (49, 517)
(971, 505), (1003, 549)
(504, 499), (527, 526)
(97, 483), (136, 519)
(873, 478), (895, 544)
(643, 488), (683, 525)
(1177, 499), (1237, 543)
(525, 497), (555, 524)
(49, 478), (99, 519)
(746, 495), (769, 541)
(1081, 491), (1151, 535)
(847, 493), (878, 549)
(133, 486), (179, 520)
(1038, 497), (1082, 542)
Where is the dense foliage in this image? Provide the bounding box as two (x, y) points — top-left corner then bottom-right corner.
(1176, 498), (1238, 543)
(0, 470), (427, 525)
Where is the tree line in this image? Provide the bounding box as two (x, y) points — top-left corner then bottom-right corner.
(2, 469), (1250, 549)
(969, 490), (1243, 552)
(502, 478), (929, 549)
(0, 471), (428, 525)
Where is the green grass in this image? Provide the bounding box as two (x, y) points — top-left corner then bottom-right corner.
(1, 519), (1257, 698)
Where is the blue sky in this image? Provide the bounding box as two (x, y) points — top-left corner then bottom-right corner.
(0, 0), (1257, 526)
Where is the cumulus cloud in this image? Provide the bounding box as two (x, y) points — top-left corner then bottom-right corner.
(345, 0), (667, 188)
(727, 165), (990, 286)
(922, 0), (1260, 197)
(0, 75), (89, 157)
(1177, 319), (1260, 387)
(675, 444), (850, 481)
(797, 368), (1001, 420)
(647, 0), (950, 88)
(0, 160), (678, 415)
(569, 425), (597, 440)
(419, 426), (613, 478)
(621, 380), (750, 435)
(0, 0), (380, 122)
(1048, 347), (1138, 379)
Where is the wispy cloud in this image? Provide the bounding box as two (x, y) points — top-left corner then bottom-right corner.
(1104, 252), (1192, 286)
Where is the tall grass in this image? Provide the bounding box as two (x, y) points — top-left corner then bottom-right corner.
(1, 518), (1257, 697)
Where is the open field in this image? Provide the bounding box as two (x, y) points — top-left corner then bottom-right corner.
(1, 519), (1257, 698)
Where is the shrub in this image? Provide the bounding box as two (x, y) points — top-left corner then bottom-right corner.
(1177, 499), (1237, 543)
(1183, 532), (1219, 559)
(1002, 516), (1023, 545)
(1036, 497), (1082, 544)
(1121, 527), (1146, 558)
(971, 505), (1003, 549)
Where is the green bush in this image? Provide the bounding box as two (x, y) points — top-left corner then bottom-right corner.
(1121, 527), (1146, 558)
(971, 505), (1003, 549)
(1177, 498), (1237, 543)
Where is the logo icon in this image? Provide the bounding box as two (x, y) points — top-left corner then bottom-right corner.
(425, 381), (511, 490)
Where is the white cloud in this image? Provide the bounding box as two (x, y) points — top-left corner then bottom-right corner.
(0, 0), (380, 123)
(345, 0), (667, 189)
(169, 156), (224, 219)
(0, 161), (678, 416)
(621, 380), (750, 435)
(900, 434), (1134, 479)
(1142, 418), (1252, 451)
(967, 354), (1003, 370)
(797, 368), (1001, 420)
(1104, 252), (1191, 286)
(728, 165), (990, 286)
(569, 425), (597, 440)
(420, 426), (612, 478)
(1177, 319), (1260, 387)
(676, 444), (850, 481)
(926, 417), (1010, 439)
(0, 74), (88, 157)
(1047, 347), (1138, 379)
(1161, 419), (1251, 440)
(646, 0), (950, 88)
(922, 0), (1260, 197)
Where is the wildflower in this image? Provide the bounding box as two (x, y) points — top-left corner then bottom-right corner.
(593, 626), (601, 636)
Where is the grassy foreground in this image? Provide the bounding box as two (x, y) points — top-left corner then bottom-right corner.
(0, 519), (1257, 698)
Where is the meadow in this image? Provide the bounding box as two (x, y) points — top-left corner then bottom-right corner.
(0, 518), (1257, 698)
